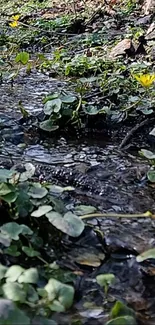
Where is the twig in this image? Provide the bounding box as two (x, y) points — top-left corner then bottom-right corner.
(80, 211), (154, 220)
(119, 118), (149, 149)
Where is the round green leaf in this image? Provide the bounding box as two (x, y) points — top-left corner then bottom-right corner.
(31, 205), (52, 217)
(19, 163), (35, 182)
(18, 268), (38, 284)
(29, 186), (48, 199)
(96, 274), (115, 287)
(147, 170), (155, 183)
(22, 246), (40, 257)
(5, 265), (24, 282)
(46, 211), (84, 237)
(45, 278), (74, 310)
(1, 223), (33, 240)
(2, 283), (26, 302)
(39, 120), (59, 132)
(0, 183), (12, 196)
(44, 98), (62, 115)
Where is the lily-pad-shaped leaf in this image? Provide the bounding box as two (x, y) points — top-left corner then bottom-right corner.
(73, 205), (96, 216)
(0, 169), (16, 182)
(27, 285), (39, 303)
(1, 223), (33, 240)
(0, 183), (13, 196)
(105, 316), (137, 325)
(18, 268), (38, 284)
(15, 190), (33, 217)
(15, 51), (29, 65)
(39, 120), (59, 132)
(19, 163), (35, 182)
(110, 301), (135, 319)
(29, 185), (48, 199)
(5, 265), (24, 282)
(136, 248), (155, 262)
(62, 95), (77, 104)
(2, 282), (26, 302)
(22, 246), (40, 257)
(49, 300), (65, 312)
(96, 274), (115, 288)
(0, 299), (30, 325)
(147, 170), (155, 183)
(4, 245), (20, 257)
(44, 98), (62, 115)
(46, 211), (85, 237)
(48, 185), (74, 194)
(45, 278), (74, 310)
(1, 191), (18, 204)
(31, 205), (52, 217)
(83, 105), (99, 115)
(140, 149), (155, 159)
(0, 264), (8, 280)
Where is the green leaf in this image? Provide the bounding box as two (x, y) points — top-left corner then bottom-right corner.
(45, 278), (74, 310)
(140, 149), (155, 159)
(27, 285), (39, 303)
(0, 299), (30, 325)
(73, 205), (96, 216)
(31, 205), (52, 217)
(0, 183), (12, 196)
(15, 190), (33, 217)
(0, 264), (8, 280)
(136, 248), (155, 262)
(48, 185), (74, 194)
(22, 246), (40, 257)
(110, 301), (135, 319)
(2, 283), (26, 302)
(39, 120), (59, 132)
(46, 211), (85, 237)
(105, 316), (137, 325)
(19, 163), (35, 182)
(5, 265), (24, 282)
(0, 169), (16, 182)
(1, 222), (33, 240)
(1, 191), (18, 203)
(4, 245), (21, 257)
(29, 185), (48, 199)
(62, 95), (77, 104)
(96, 274), (115, 287)
(18, 268), (38, 284)
(44, 98), (62, 115)
(83, 105), (99, 115)
(147, 170), (155, 183)
(15, 51), (30, 65)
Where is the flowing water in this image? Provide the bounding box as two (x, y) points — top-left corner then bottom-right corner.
(1, 70), (155, 324)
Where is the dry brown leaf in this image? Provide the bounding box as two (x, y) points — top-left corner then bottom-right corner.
(108, 39), (132, 59)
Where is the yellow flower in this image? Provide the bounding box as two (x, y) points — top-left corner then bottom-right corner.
(9, 14), (20, 28)
(9, 20), (19, 28)
(134, 74), (155, 88)
(11, 15), (20, 21)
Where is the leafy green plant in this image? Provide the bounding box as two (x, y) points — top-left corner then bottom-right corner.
(106, 301), (137, 325)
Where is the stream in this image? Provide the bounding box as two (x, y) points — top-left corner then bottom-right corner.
(1, 70), (155, 324)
